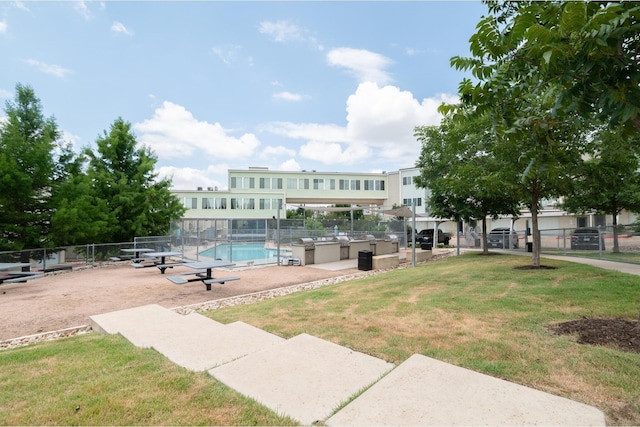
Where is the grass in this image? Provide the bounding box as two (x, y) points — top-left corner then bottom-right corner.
(1, 253), (640, 425)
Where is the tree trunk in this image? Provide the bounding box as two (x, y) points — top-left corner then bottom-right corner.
(531, 188), (541, 267)
(482, 217), (489, 255)
(612, 212), (620, 253)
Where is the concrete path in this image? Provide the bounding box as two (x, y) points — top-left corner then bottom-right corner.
(90, 304), (605, 426)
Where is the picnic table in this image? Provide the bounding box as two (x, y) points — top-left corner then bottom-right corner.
(0, 262), (43, 284)
(129, 251), (184, 272)
(120, 248), (154, 262)
(166, 260), (239, 290)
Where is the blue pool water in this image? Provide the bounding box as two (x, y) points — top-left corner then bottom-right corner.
(199, 243), (285, 263)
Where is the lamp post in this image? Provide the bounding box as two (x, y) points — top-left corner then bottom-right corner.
(411, 199), (416, 268)
(276, 199), (281, 264)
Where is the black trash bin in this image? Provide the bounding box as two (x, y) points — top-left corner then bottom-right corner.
(526, 242), (533, 252)
(358, 250), (373, 271)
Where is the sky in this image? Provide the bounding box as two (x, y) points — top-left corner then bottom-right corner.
(0, 1), (487, 190)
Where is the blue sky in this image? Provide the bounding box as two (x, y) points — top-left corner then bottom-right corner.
(0, 1), (486, 190)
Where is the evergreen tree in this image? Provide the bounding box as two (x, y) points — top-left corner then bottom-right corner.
(0, 84), (60, 253)
(84, 118), (185, 242)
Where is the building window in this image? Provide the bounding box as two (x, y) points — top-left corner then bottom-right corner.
(274, 178), (283, 189)
(260, 198), (270, 210)
(231, 198), (240, 209)
(376, 180), (385, 191)
(243, 198), (255, 209)
(287, 178), (297, 189)
(403, 198), (422, 207)
(202, 198), (214, 209)
(259, 178), (271, 189)
(364, 180), (374, 191)
(184, 197), (197, 209)
(313, 178), (324, 190)
(299, 178), (309, 189)
(329, 179), (335, 190)
(350, 179), (360, 190)
(402, 176), (413, 185)
(230, 177), (237, 189)
(216, 198), (227, 209)
(339, 179), (349, 190)
(243, 177), (255, 189)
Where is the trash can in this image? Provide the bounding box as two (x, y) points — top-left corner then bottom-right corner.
(358, 250), (373, 271)
(526, 242), (533, 252)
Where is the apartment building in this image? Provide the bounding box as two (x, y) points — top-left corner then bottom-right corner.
(171, 166), (638, 234)
(173, 167), (389, 220)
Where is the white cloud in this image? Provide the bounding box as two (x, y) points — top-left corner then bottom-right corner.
(0, 20), (7, 34)
(279, 159), (301, 171)
(258, 19), (322, 50)
(23, 59), (72, 78)
(60, 130), (82, 153)
(262, 145), (296, 157)
(272, 91), (304, 102)
(13, 2), (31, 12)
(134, 101), (260, 160)
(258, 20), (303, 42)
(73, 1), (93, 20)
(111, 21), (133, 36)
(262, 82), (455, 168)
(260, 122), (347, 143)
(156, 165), (227, 191)
(327, 47), (394, 85)
(0, 89), (11, 99)
(299, 140), (372, 165)
(212, 44), (242, 65)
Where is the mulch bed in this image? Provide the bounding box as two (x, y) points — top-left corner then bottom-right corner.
(549, 317), (640, 353)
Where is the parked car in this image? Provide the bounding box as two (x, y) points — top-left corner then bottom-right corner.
(415, 229), (451, 246)
(571, 227), (605, 250)
(487, 228), (519, 249)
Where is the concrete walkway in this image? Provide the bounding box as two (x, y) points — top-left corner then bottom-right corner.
(90, 304), (605, 426)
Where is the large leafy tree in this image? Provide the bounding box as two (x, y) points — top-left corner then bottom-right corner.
(414, 112), (521, 254)
(0, 84), (61, 253)
(84, 118), (185, 243)
(563, 126), (640, 252)
(449, 1), (597, 266)
(453, 1), (640, 135)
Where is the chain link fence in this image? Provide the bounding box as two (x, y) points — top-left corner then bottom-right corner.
(3, 221), (638, 271)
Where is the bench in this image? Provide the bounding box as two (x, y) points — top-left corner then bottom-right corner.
(167, 276), (188, 285)
(202, 276), (240, 291)
(0, 273), (44, 284)
(42, 265), (73, 273)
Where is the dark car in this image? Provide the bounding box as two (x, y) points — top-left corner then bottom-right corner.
(571, 227), (605, 250)
(487, 228), (519, 249)
(415, 229), (451, 246)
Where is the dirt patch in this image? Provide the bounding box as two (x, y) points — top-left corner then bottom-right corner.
(0, 261), (360, 341)
(549, 317), (640, 354)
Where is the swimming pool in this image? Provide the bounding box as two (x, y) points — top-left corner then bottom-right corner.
(199, 243), (289, 264)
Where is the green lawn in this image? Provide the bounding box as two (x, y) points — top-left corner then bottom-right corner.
(1, 253), (639, 425)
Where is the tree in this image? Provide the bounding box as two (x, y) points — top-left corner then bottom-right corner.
(0, 84), (61, 254)
(452, 1), (640, 135)
(414, 111), (521, 254)
(84, 118), (185, 243)
(449, 2), (596, 266)
(562, 126), (640, 252)
(50, 151), (111, 245)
